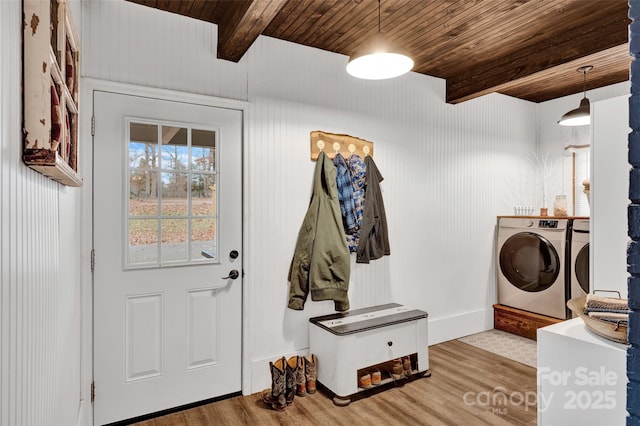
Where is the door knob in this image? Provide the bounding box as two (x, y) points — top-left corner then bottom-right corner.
(222, 270), (240, 280)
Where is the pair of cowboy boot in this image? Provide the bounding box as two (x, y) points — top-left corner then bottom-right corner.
(261, 354), (317, 411)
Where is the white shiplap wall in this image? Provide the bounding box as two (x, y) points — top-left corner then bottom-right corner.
(245, 36), (539, 390)
(82, 1), (540, 394)
(81, 0), (248, 101)
(1, 1), (86, 425)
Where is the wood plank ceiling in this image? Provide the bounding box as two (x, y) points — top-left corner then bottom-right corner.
(127, 0), (631, 104)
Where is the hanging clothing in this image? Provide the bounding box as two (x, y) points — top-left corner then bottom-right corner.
(356, 155), (390, 264)
(333, 153), (357, 232)
(288, 151), (351, 311)
(346, 154), (366, 252)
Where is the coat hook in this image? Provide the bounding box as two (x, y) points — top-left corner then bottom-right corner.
(310, 131), (373, 161)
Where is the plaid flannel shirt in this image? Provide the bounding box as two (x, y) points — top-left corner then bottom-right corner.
(333, 153), (357, 232)
(346, 154), (366, 252)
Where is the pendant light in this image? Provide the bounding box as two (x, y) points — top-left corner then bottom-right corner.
(346, 0), (413, 80)
(558, 65), (593, 126)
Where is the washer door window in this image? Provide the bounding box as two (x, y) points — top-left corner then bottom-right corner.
(499, 232), (560, 292)
(575, 244), (590, 293)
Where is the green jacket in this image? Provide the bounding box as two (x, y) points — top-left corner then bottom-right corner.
(288, 152), (351, 311)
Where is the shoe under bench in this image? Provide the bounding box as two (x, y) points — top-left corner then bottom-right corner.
(309, 303), (430, 406)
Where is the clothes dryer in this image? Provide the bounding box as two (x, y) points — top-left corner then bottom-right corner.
(497, 217), (569, 319)
(569, 219), (590, 299)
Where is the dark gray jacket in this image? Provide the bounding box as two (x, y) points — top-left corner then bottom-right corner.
(288, 152), (351, 311)
(356, 156), (390, 263)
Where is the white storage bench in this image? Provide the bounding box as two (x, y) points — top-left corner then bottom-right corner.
(309, 303), (429, 405)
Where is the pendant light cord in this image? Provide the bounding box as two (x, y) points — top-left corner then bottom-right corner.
(578, 65), (593, 100)
(378, 0), (381, 33)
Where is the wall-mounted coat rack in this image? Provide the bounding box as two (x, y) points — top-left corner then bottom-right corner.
(310, 131), (374, 161)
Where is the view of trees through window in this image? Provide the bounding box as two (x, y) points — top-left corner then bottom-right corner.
(127, 121), (217, 267)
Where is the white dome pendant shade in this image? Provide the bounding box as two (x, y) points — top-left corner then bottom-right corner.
(346, 1), (413, 80)
(558, 66), (593, 126)
(346, 34), (414, 80)
(346, 53), (413, 79)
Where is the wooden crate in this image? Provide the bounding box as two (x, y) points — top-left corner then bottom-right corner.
(493, 304), (564, 340)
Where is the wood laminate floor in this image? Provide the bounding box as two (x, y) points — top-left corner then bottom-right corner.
(132, 340), (537, 426)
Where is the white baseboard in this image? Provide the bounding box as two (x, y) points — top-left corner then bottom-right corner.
(76, 399), (92, 426)
(428, 307), (494, 345)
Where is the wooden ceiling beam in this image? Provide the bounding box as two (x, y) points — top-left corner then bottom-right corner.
(217, 0), (288, 62)
(446, 15), (629, 104)
(446, 49), (629, 105)
(497, 45), (631, 103)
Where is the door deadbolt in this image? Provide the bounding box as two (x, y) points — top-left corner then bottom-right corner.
(229, 250), (239, 259)
(222, 270), (240, 280)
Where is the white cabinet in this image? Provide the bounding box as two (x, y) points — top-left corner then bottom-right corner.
(309, 304), (429, 405)
(537, 319), (627, 425)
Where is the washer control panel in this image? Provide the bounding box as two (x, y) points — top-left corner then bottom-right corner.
(538, 219), (559, 229)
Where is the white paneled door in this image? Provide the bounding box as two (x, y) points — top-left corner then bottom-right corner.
(93, 91), (242, 425)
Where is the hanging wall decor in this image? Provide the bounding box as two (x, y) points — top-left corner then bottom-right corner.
(23, 0), (82, 186)
(310, 131), (374, 161)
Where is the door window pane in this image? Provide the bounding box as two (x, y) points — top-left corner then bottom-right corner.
(130, 171), (158, 216)
(161, 219), (188, 263)
(161, 172), (188, 216)
(191, 175), (215, 216)
(191, 129), (215, 172)
(191, 218), (216, 260)
(127, 121), (218, 268)
(129, 123), (158, 169)
(129, 219), (159, 264)
(161, 126), (188, 170)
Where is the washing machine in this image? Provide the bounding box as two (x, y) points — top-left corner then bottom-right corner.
(497, 217), (569, 319)
(569, 219), (590, 299)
